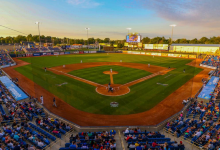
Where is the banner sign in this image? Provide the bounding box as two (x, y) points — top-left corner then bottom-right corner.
(54, 52), (59, 55)
(198, 76), (219, 100)
(59, 52), (64, 55)
(26, 53), (33, 57)
(79, 51), (83, 54)
(84, 51), (89, 53)
(33, 53), (41, 56)
(0, 76), (29, 101)
(89, 51), (97, 53)
(65, 52), (70, 54)
(97, 51), (106, 53)
(42, 53), (47, 55)
(132, 52), (140, 54)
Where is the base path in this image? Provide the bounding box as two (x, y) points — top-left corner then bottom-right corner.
(3, 58), (211, 126)
(96, 84), (130, 96)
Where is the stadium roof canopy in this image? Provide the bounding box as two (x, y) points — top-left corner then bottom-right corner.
(171, 44), (220, 47)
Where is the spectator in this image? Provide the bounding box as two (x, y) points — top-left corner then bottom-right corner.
(69, 141), (77, 149)
(129, 142), (135, 148)
(135, 144), (143, 150)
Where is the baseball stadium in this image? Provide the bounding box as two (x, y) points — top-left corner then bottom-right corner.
(1, 0), (220, 150)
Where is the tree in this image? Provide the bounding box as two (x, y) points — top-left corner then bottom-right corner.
(142, 37), (150, 44)
(103, 38), (110, 43)
(199, 37), (209, 44)
(189, 38), (198, 44)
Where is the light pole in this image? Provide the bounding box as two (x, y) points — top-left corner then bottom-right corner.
(85, 28), (90, 49)
(170, 24), (176, 44)
(35, 22), (41, 49)
(126, 28), (131, 35)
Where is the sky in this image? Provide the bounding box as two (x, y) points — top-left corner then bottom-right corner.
(0, 0), (220, 40)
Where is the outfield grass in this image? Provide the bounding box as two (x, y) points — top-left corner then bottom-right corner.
(69, 65), (151, 85)
(15, 54), (203, 115)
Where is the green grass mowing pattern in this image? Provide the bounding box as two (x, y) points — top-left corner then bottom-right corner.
(15, 54), (203, 115)
(69, 65), (151, 85)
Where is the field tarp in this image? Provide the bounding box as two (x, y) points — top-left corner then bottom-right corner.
(0, 76), (29, 101)
(198, 76), (219, 100)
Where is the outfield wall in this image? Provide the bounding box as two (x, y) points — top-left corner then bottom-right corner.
(123, 51), (198, 59)
(9, 50), (123, 57)
(9, 50), (199, 60)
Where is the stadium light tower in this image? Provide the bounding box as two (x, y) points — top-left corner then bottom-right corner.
(170, 24), (176, 44)
(85, 28), (90, 49)
(35, 22), (41, 48)
(126, 28), (131, 35)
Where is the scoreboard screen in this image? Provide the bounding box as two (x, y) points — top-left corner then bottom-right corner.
(126, 35), (141, 43)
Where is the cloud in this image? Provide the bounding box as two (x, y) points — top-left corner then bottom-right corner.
(136, 0), (220, 28)
(67, 0), (101, 8)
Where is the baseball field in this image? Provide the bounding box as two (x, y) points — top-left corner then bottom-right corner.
(14, 53), (202, 115)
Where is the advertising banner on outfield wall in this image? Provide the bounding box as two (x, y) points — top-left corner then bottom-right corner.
(79, 51), (83, 54)
(54, 52), (59, 55)
(26, 53), (33, 57)
(33, 53), (41, 56)
(84, 51), (89, 53)
(89, 51), (97, 53)
(60, 52), (64, 55)
(72, 51), (79, 54)
(0, 76), (29, 101)
(97, 51), (106, 53)
(189, 55), (197, 58)
(151, 53), (161, 56)
(132, 52), (140, 54)
(65, 52), (70, 54)
(161, 53), (168, 57)
(140, 52), (145, 55)
(42, 53), (47, 55)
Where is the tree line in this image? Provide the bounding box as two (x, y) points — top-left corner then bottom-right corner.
(1, 34), (220, 48)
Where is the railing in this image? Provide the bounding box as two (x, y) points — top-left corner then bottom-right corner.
(7, 53), (16, 65)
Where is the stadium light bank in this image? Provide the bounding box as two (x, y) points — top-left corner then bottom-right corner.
(170, 24), (176, 44)
(126, 28), (132, 35)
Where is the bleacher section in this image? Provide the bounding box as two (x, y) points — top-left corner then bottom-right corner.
(48, 47), (62, 52)
(124, 128), (184, 150)
(40, 47), (49, 52)
(200, 55), (220, 69)
(165, 92), (220, 149)
(25, 48), (40, 53)
(59, 130), (117, 150)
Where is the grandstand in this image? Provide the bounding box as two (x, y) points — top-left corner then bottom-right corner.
(200, 55), (220, 69)
(164, 68), (220, 149)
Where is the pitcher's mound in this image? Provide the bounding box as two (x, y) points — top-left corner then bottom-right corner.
(96, 84), (130, 96)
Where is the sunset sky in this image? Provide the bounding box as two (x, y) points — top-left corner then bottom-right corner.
(0, 0), (220, 40)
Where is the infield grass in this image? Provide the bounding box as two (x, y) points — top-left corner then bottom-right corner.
(15, 54), (203, 115)
(69, 65), (151, 85)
